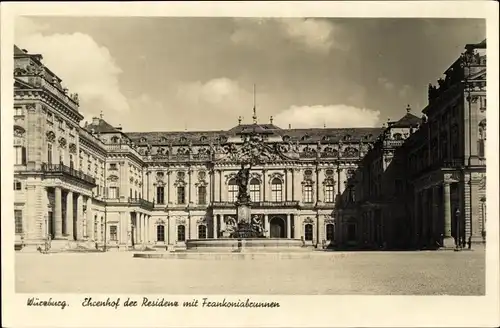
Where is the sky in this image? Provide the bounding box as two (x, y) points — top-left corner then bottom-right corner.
(14, 17), (485, 132)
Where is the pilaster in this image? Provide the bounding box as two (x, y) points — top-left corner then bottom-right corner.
(54, 186), (63, 239)
(76, 194), (84, 240)
(66, 191), (74, 240)
(86, 196), (93, 240)
(442, 181), (454, 248)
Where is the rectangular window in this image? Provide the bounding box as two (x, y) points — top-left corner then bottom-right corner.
(47, 144), (53, 164)
(109, 163), (117, 170)
(198, 186), (206, 205)
(14, 181), (22, 190)
(108, 187), (118, 199)
(249, 183), (260, 202)
(14, 107), (23, 116)
(228, 183), (238, 203)
(14, 146), (26, 165)
(177, 186), (185, 204)
(156, 186), (165, 204)
(304, 185), (313, 203)
(271, 180), (283, 202)
(478, 140), (485, 158)
(59, 149), (64, 165)
(129, 188), (133, 199)
(69, 154), (74, 169)
(15, 209), (23, 234)
(109, 225), (118, 241)
(325, 185), (335, 203)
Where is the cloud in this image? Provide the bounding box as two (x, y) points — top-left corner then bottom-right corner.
(176, 78), (257, 115)
(279, 18), (335, 53)
(398, 84), (412, 98)
(231, 18), (340, 54)
(15, 17), (130, 120)
(273, 105), (381, 129)
(377, 77), (395, 91)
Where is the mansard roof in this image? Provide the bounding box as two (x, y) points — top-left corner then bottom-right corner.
(85, 118), (121, 134)
(126, 126), (383, 145)
(390, 112), (422, 128)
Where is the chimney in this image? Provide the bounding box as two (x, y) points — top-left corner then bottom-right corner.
(92, 117), (100, 125)
(288, 124), (292, 129)
(116, 124), (123, 131)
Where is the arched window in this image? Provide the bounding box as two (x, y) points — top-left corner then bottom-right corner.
(347, 223), (356, 242)
(326, 223), (334, 241)
(393, 133), (403, 140)
(271, 178), (283, 202)
(228, 178), (238, 203)
(249, 178), (260, 202)
(177, 225), (185, 242)
(324, 181), (335, 203)
(157, 225), (165, 242)
(303, 184), (313, 203)
(111, 136), (120, 144)
(198, 225), (207, 239)
(304, 224), (313, 241)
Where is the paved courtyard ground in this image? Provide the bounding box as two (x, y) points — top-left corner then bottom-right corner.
(15, 249), (485, 295)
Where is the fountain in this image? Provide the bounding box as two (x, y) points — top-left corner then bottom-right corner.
(184, 127), (306, 253)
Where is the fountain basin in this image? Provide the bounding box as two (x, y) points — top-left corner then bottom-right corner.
(185, 238), (308, 253)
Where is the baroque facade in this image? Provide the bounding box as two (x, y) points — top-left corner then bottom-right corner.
(13, 39), (487, 252)
(13, 45), (382, 251)
(346, 39), (487, 250)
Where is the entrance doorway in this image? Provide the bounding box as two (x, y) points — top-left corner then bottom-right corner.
(47, 211), (54, 237)
(269, 217), (286, 238)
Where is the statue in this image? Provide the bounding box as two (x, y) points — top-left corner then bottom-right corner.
(251, 215), (263, 235)
(235, 162), (252, 203)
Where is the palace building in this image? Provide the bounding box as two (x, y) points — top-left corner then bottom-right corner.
(13, 39), (487, 251)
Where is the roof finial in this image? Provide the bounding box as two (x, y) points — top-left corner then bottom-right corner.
(406, 104), (411, 113)
(100, 110), (103, 120)
(238, 116), (242, 125)
(323, 121), (326, 128)
(270, 116), (273, 124)
(252, 84), (257, 124)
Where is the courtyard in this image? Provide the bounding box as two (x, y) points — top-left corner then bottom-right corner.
(15, 249), (485, 295)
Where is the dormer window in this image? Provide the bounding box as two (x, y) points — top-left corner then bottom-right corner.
(111, 136), (120, 144)
(343, 134), (351, 141)
(140, 137), (147, 143)
(393, 133), (403, 140)
(179, 136), (187, 143)
(160, 137), (168, 143)
(282, 135), (290, 142)
(301, 135), (310, 141)
(200, 136), (207, 142)
(322, 136), (330, 142)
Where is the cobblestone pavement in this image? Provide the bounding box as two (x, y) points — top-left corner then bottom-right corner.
(15, 249), (485, 295)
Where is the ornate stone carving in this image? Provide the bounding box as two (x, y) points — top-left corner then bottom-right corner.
(14, 126), (25, 137)
(107, 175), (119, 182)
(268, 172), (284, 183)
(58, 137), (67, 148)
(68, 143), (77, 154)
(176, 218), (186, 225)
(26, 104), (36, 112)
(303, 217), (314, 224)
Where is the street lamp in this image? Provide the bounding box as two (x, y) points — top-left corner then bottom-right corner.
(455, 208), (461, 251)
